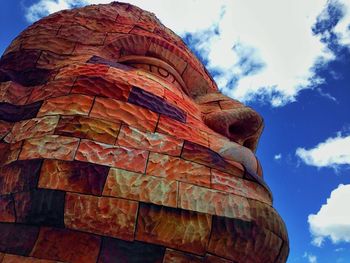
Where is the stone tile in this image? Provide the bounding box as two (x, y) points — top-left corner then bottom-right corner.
(128, 86), (186, 123)
(0, 50), (41, 71)
(4, 116), (59, 143)
(146, 152), (210, 187)
(117, 125), (183, 156)
(274, 240), (289, 263)
(39, 159), (109, 195)
(14, 189), (65, 227)
(55, 115), (120, 145)
(136, 203), (212, 255)
(0, 121), (12, 140)
(65, 193), (138, 240)
(0, 81), (32, 105)
(0, 101), (43, 122)
(98, 237), (165, 263)
(103, 168), (177, 207)
(76, 139), (148, 173)
(55, 63), (109, 79)
(178, 183), (251, 220)
(19, 135), (80, 161)
(157, 116), (209, 147)
(37, 94), (94, 117)
(208, 216), (282, 263)
(36, 51), (91, 70)
(2, 68), (53, 87)
(58, 24), (106, 45)
(181, 141), (244, 177)
(0, 159), (42, 195)
(0, 195), (15, 222)
(1, 254), (58, 263)
(31, 227), (101, 263)
(204, 254), (234, 263)
(0, 223), (39, 256)
(163, 249), (203, 263)
(0, 141), (22, 166)
(71, 75), (131, 101)
(90, 97), (158, 132)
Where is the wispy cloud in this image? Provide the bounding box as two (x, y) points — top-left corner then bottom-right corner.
(24, 0), (350, 107)
(296, 133), (350, 169)
(274, 153), (282, 160)
(308, 184), (350, 246)
(303, 252), (318, 263)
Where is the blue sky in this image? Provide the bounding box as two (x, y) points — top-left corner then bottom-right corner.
(1, 1), (350, 262)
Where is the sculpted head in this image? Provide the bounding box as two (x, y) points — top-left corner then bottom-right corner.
(0, 2), (288, 262)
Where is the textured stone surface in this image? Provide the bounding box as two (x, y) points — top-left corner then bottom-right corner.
(39, 159), (109, 195)
(146, 152), (211, 187)
(0, 121), (13, 140)
(163, 249), (202, 263)
(0, 81), (32, 105)
(65, 193), (138, 239)
(19, 135), (80, 161)
(1, 254), (59, 263)
(117, 125), (183, 156)
(0, 101), (42, 122)
(31, 227), (101, 263)
(136, 203), (212, 255)
(55, 115), (120, 144)
(0, 195), (15, 222)
(103, 168), (177, 207)
(0, 141), (22, 166)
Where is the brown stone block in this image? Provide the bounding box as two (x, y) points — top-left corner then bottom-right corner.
(19, 135), (80, 161)
(36, 51), (91, 70)
(0, 195), (15, 222)
(117, 125), (183, 156)
(58, 24), (106, 45)
(204, 254), (234, 263)
(163, 249), (203, 263)
(55, 115), (120, 145)
(76, 139), (148, 173)
(146, 152), (210, 187)
(39, 159), (109, 195)
(71, 76), (131, 101)
(21, 35), (76, 55)
(37, 94), (94, 117)
(55, 63), (109, 79)
(0, 141), (22, 166)
(274, 240), (289, 263)
(64, 193), (138, 240)
(136, 203), (212, 255)
(90, 97), (158, 132)
(4, 116), (59, 143)
(103, 168), (177, 207)
(0, 121), (12, 140)
(2, 254), (58, 263)
(74, 16), (134, 33)
(178, 182), (251, 220)
(0, 81), (32, 105)
(157, 116), (209, 147)
(31, 227), (101, 263)
(0, 159), (42, 195)
(208, 217), (282, 263)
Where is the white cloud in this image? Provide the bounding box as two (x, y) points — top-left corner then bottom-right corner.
(24, 0), (350, 106)
(274, 153), (282, 160)
(303, 252), (318, 263)
(308, 184), (350, 247)
(296, 133), (350, 168)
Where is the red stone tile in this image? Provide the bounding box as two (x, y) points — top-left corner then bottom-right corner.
(37, 94), (94, 117)
(39, 159), (109, 195)
(19, 135), (80, 161)
(163, 249), (203, 263)
(0, 121), (13, 140)
(0, 195), (15, 222)
(178, 182), (251, 220)
(55, 63), (109, 79)
(157, 115), (209, 147)
(74, 16), (134, 33)
(90, 97), (159, 132)
(58, 24), (106, 45)
(2, 254), (58, 263)
(75, 139), (148, 173)
(31, 227), (101, 263)
(117, 125), (183, 156)
(0, 81), (32, 105)
(136, 203), (212, 255)
(103, 168), (177, 207)
(71, 75), (131, 101)
(4, 116), (59, 143)
(55, 115), (120, 145)
(146, 152), (210, 187)
(64, 192), (138, 240)
(0, 141), (22, 166)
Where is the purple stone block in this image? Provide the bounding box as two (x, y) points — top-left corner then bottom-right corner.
(0, 101), (43, 122)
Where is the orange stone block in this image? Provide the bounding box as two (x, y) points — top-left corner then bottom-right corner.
(58, 24), (106, 45)
(31, 227), (101, 263)
(163, 249), (203, 263)
(2, 254), (58, 263)
(103, 168), (177, 207)
(0, 82), (32, 105)
(55, 115), (120, 144)
(146, 152), (210, 187)
(55, 63), (109, 79)
(0, 195), (15, 222)
(37, 94), (94, 117)
(65, 193), (138, 240)
(117, 125), (183, 156)
(157, 115), (209, 147)
(4, 116), (59, 143)
(90, 97), (159, 132)
(178, 182), (251, 220)
(75, 139), (148, 173)
(136, 203), (212, 255)
(19, 135), (80, 161)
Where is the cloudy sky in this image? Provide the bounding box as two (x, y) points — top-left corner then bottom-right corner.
(1, 0), (350, 262)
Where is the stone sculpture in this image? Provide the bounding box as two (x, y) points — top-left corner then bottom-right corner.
(0, 2), (289, 262)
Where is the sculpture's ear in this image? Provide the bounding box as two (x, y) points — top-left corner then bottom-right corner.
(195, 92), (264, 152)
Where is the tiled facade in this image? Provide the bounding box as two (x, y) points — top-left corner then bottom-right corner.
(0, 2), (288, 262)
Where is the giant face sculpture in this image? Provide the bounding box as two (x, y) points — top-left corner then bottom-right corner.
(0, 2), (289, 263)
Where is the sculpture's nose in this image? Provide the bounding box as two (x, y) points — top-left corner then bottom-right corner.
(197, 93), (264, 152)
